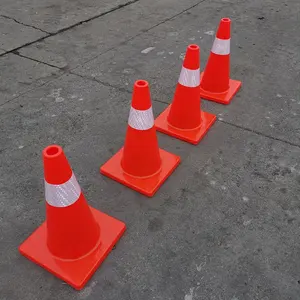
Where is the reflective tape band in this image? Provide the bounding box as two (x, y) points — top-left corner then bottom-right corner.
(45, 172), (81, 207)
(178, 67), (200, 88)
(211, 38), (230, 55)
(128, 106), (154, 130)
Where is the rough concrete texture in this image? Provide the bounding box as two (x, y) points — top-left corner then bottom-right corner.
(19, 0), (201, 70)
(0, 54), (62, 105)
(0, 16), (46, 52)
(0, 0), (131, 33)
(74, 0), (300, 146)
(1, 0), (300, 299)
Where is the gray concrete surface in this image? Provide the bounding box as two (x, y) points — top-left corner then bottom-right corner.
(0, 54), (62, 105)
(18, 0), (201, 69)
(0, 0), (130, 33)
(73, 0), (300, 145)
(1, 0), (300, 299)
(0, 16), (46, 52)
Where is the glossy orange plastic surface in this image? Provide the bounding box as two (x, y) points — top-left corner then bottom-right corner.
(155, 45), (216, 145)
(200, 72), (242, 105)
(200, 18), (242, 105)
(19, 207), (126, 290)
(100, 148), (180, 197)
(100, 80), (180, 197)
(155, 105), (217, 145)
(19, 144), (126, 290)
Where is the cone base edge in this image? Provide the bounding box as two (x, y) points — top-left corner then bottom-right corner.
(199, 72), (242, 105)
(100, 148), (180, 197)
(19, 207), (126, 290)
(155, 105), (217, 145)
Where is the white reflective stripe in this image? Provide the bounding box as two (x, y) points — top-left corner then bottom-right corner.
(45, 172), (81, 207)
(211, 38), (230, 55)
(128, 106), (154, 130)
(178, 67), (200, 88)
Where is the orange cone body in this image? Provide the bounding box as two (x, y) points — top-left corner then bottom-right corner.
(200, 18), (242, 105)
(155, 44), (216, 145)
(167, 45), (202, 130)
(121, 83), (161, 177)
(100, 80), (180, 197)
(44, 148), (100, 259)
(19, 145), (126, 290)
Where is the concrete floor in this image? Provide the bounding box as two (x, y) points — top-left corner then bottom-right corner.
(0, 0), (300, 299)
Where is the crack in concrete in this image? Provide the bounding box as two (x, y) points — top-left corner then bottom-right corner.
(0, 0), (140, 58)
(70, 71), (132, 94)
(219, 120), (300, 149)
(54, 0), (140, 35)
(4, 0), (210, 102)
(2, 50), (300, 151)
(70, 0), (209, 72)
(0, 0), (207, 67)
(62, 71), (300, 149)
(2, 0), (299, 151)
(69, 71), (171, 107)
(70, 71), (300, 149)
(12, 50), (64, 69)
(0, 14), (50, 34)
(8, 49), (300, 150)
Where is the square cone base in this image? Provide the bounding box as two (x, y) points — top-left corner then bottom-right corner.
(155, 104), (217, 145)
(199, 72), (242, 105)
(19, 207), (126, 290)
(100, 148), (180, 197)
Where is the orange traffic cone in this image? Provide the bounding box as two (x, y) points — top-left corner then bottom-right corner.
(200, 18), (242, 105)
(155, 44), (216, 145)
(19, 145), (126, 290)
(100, 80), (180, 197)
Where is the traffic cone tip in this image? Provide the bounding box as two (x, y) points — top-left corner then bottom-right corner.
(216, 18), (231, 39)
(135, 80), (148, 88)
(131, 79), (152, 110)
(178, 44), (200, 88)
(183, 44), (200, 70)
(43, 145), (62, 158)
(43, 144), (73, 184)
